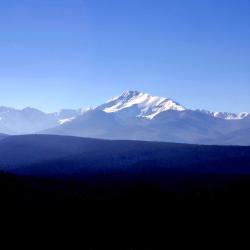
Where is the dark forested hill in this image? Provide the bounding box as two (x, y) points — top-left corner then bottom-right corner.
(0, 133), (8, 141)
(0, 134), (250, 238)
(0, 134), (250, 177)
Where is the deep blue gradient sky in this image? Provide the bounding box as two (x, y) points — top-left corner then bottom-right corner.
(0, 0), (250, 112)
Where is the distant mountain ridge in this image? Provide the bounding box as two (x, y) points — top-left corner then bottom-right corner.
(1, 91), (250, 145)
(198, 109), (249, 120)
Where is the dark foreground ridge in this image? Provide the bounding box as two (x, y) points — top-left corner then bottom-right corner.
(1, 170), (250, 208)
(1, 169), (250, 244)
(0, 134), (250, 176)
(0, 134), (250, 243)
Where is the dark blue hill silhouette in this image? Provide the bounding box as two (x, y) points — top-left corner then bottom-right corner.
(0, 133), (8, 140)
(1, 134), (250, 234)
(0, 134), (250, 177)
(0, 134), (123, 166)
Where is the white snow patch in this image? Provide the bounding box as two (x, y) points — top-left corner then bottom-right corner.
(58, 117), (76, 125)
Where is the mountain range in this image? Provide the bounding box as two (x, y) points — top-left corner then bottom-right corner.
(1, 90), (249, 145)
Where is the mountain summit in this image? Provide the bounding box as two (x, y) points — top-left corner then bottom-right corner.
(96, 90), (185, 119)
(0, 90), (250, 145)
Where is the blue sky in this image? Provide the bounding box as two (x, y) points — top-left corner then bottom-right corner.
(0, 0), (250, 112)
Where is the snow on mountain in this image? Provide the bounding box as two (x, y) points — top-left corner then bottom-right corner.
(58, 117), (76, 125)
(49, 108), (92, 124)
(0, 90), (249, 143)
(198, 110), (249, 120)
(213, 112), (249, 120)
(96, 90), (186, 119)
(49, 109), (81, 121)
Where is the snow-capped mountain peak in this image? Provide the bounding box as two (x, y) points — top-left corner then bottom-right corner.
(96, 90), (186, 119)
